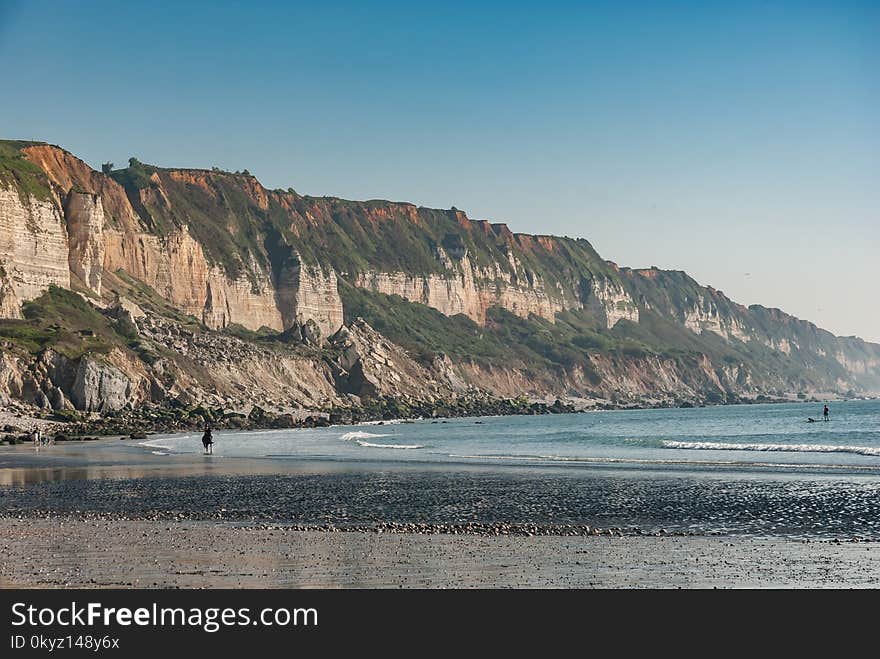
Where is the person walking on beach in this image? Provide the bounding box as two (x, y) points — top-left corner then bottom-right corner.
(823, 404), (830, 422)
(202, 424), (214, 454)
(31, 427), (39, 448)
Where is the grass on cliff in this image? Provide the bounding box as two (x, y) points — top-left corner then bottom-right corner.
(102, 156), (617, 307)
(109, 270), (204, 329)
(337, 280), (663, 382)
(108, 161), (273, 282)
(336, 279), (846, 393)
(0, 286), (131, 359)
(0, 140), (53, 202)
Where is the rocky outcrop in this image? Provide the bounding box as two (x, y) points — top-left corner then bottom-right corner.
(589, 279), (639, 328)
(0, 267), (21, 318)
(683, 294), (748, 341)
(328, 319), (447, 400)
(0, 350), (24, 403)
(107, 295), (146, 326)
(71, 356), (136, 412)
(286, 260), (343, 338)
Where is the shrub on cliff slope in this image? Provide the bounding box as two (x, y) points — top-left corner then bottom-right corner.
(0, 286), (131, 359)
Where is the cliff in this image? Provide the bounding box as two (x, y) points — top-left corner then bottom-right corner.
(1, 138), (878, 416)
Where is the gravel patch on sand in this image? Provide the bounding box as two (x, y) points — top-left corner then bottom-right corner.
(0, 410), (58, 433)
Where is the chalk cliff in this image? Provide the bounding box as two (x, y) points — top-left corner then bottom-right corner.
(0, 186), (70, 305)
(1, 138), (879, 416)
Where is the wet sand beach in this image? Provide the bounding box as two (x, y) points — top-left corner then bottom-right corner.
(2, 437), (880, 588)
(2, 518), (878, 588)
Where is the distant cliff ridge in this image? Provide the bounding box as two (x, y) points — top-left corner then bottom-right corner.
(0, 139), (878, 415)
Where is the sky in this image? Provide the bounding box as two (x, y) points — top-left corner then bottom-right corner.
(1, 0), (877, 341)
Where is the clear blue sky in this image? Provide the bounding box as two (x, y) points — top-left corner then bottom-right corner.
(1, 0), (877, 341)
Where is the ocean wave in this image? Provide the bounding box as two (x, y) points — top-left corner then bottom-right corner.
(355, 440), (423, 449)
(447, 453), (880, 471)
(661, 440), (880, 456)
(139, 438), (176, 450)
(340, 431), (391, 441)
(450, 453), (662, 464)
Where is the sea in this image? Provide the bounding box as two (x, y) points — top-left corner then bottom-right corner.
(142, 399), (880, 477)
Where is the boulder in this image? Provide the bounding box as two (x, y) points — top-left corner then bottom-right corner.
(48, 386), (73, 411)
(40, 349), (76, 393)
(34, 390), (51, 410)
(300, 318), (322, 347)
(107, 295), (146, 325)
(70, 357), (134, 412)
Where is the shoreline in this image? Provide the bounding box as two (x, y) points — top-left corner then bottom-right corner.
(1, 393), (861, 447)
(4, 428), (880, 485)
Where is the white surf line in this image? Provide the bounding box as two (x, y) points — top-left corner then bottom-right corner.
(356, 440), (424, 449)
(662, 440), (880, 456)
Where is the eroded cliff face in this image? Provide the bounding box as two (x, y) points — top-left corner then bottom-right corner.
(22, 144), (143, 236)
(64, 192), (105, 294)
(2, 139), (879, 415)
(2, 144), (603, 337)
(354, 251), (573, 324)
(5, 145), (343, 337)
(0, 186), (70, 306)
(589, 279), (639, 329)
(102, 226), (282, 331)
(4, 143), (593, 335)
(280, 258), (344, 339)
(681, 294), (749, 342)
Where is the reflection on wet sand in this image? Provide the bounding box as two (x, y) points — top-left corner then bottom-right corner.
(0, 437), (369, 486)
(0, 465), (229, 486)
(0, 439), (233, 485)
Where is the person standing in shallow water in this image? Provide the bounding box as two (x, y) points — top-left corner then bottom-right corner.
(823, 405), (830, 422)
(202, 424), (214, 454)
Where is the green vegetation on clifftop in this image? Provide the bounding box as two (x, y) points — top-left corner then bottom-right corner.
(0, 140), (53, 202)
